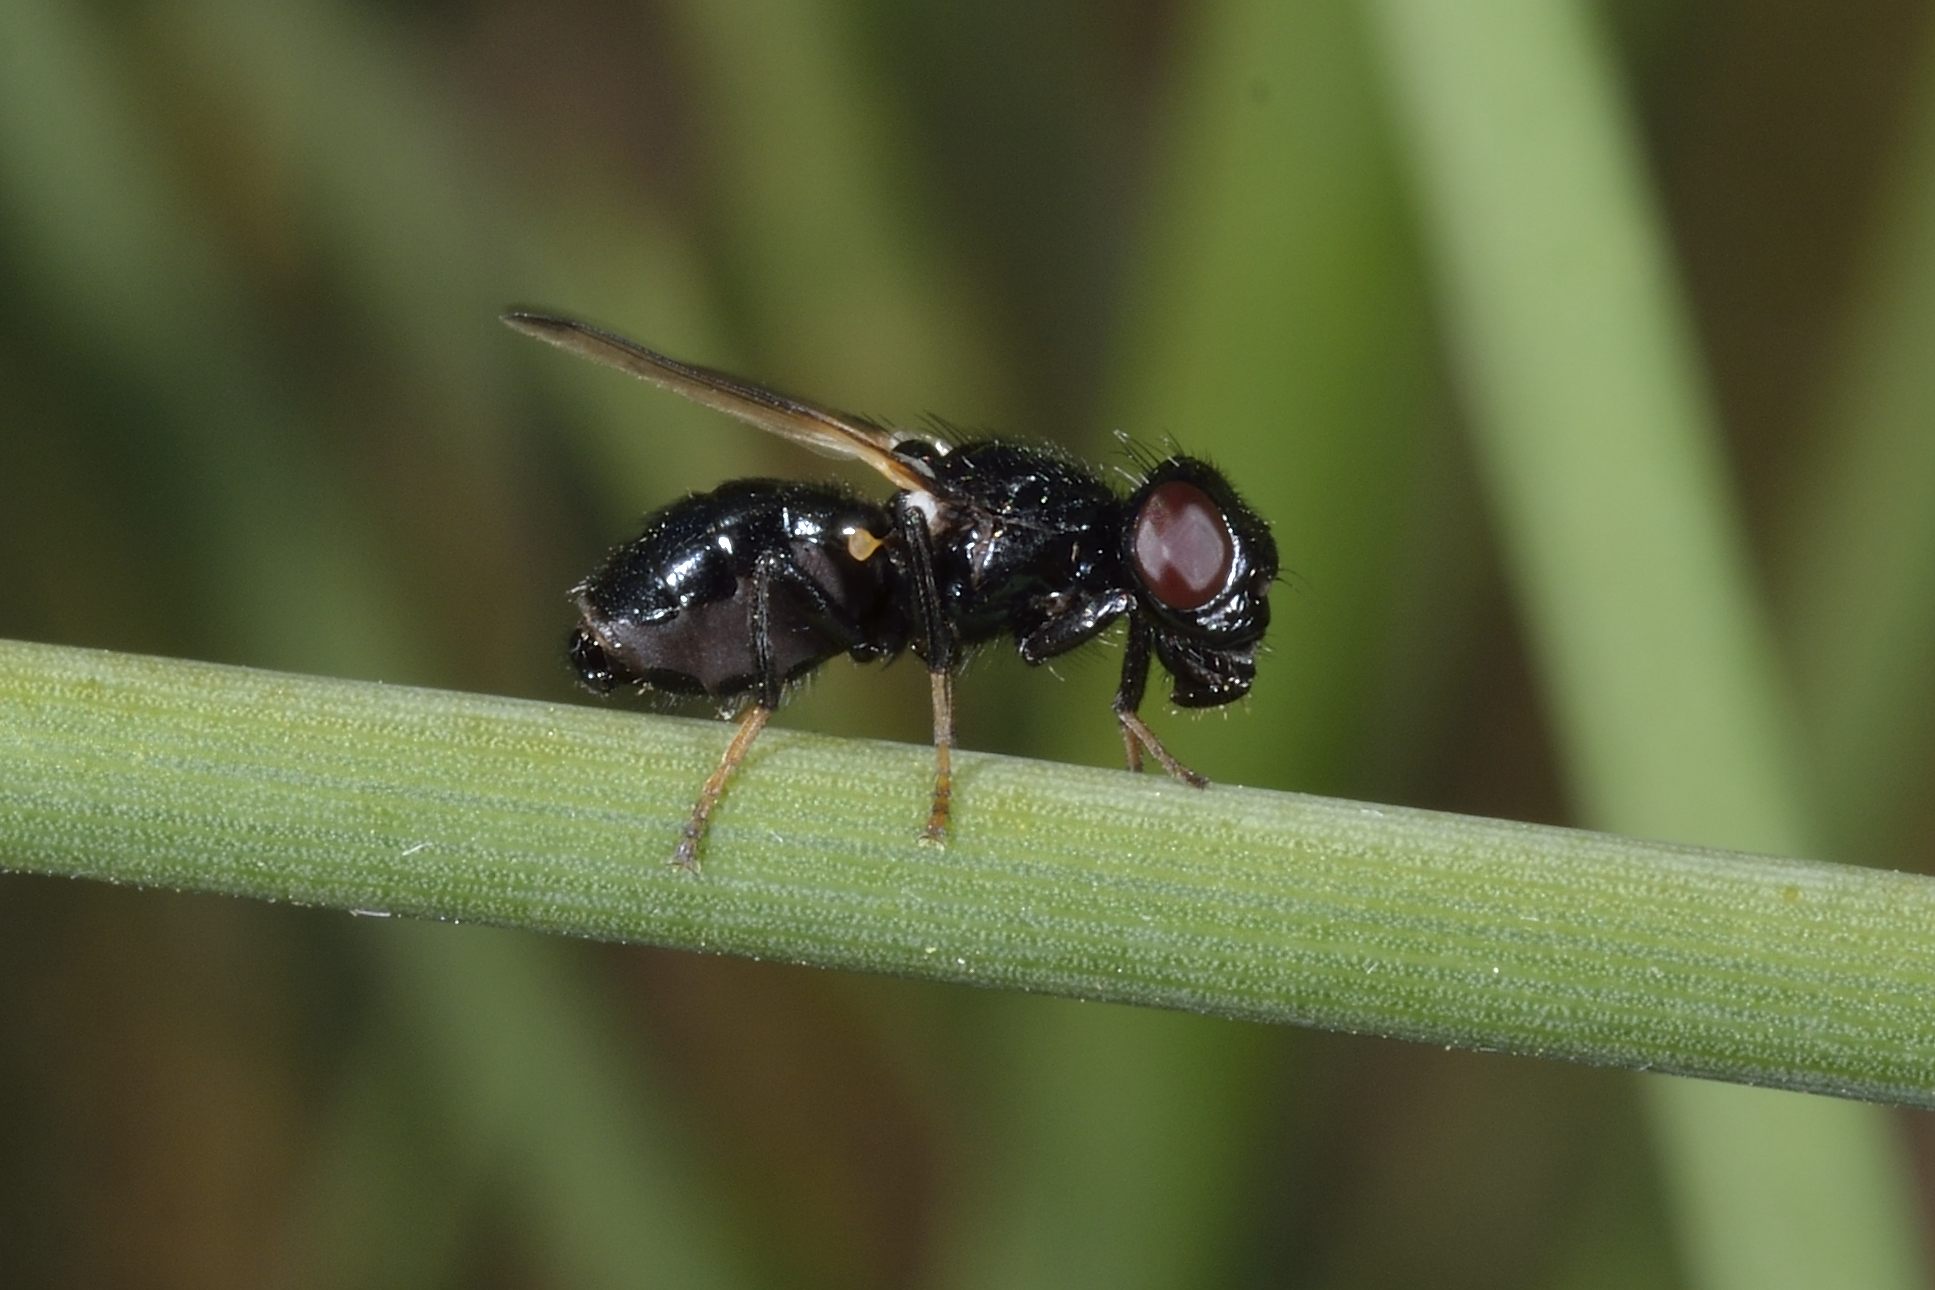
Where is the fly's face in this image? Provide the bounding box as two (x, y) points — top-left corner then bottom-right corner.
(1122, 456), (1277, 707)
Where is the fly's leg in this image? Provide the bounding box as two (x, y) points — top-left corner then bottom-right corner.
(925, 670), (954, 844)
(673, 554), (788, 871)
(675, 704), (772, 871)
(1113, 616), (1208, 789)
(893, 497), (958, 844)
(1013, 588), (1131, 666)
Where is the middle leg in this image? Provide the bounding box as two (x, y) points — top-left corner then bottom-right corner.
(893, 497), (959, 843)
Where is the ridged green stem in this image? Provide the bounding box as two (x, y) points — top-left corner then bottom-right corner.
(3, 638), (1931, 1106)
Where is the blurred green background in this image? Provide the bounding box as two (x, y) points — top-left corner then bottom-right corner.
(2, 1), (1932, 1286)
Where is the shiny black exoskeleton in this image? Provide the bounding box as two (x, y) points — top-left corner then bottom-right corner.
(569, 480), (904, 705)
(506, 309), (1277, 869)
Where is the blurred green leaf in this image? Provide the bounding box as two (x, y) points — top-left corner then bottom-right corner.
(1369, 3), (1927, 1288)
(0, 0), (415, 675)
(1778, 27), (1935, 863)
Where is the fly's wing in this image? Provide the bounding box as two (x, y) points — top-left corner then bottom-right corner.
(503, 310), (935, 493)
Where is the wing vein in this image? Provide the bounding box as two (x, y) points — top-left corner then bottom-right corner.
(503, 309), (934, 493)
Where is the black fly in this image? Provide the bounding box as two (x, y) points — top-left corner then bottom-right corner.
(505, 309), (1277, 869)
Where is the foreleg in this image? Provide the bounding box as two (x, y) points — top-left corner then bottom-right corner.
(1113, 615), (1208, 788)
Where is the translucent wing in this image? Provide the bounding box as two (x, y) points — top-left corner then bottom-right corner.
(503, 309), (934, 492)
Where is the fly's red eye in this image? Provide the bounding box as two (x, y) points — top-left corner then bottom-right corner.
(1132, 481), (1234, 611)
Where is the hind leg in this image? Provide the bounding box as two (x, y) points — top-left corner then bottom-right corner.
(672, 555), (792, 871)
(675, 702), (774, 871)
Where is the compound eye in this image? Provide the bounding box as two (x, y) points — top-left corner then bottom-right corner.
(1132, 481), (1234, 611)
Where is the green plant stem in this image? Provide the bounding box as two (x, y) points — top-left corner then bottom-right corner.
(4, 637), (1932, 1106)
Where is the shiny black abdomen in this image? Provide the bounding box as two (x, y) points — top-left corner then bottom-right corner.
(570, 480), (903, 698)
(916, 441), (1122, 643)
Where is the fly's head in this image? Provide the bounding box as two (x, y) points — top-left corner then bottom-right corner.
(1121, 456), (1277, 707)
